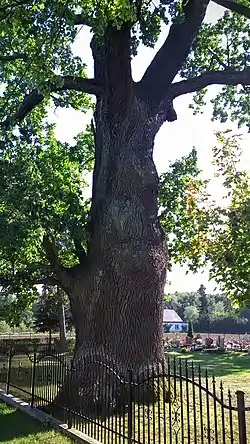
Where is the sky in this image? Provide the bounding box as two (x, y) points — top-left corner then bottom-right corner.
(51, 2), (250, 296)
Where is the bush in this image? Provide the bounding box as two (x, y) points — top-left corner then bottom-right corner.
(0, 321), (12, 334)
(180, 347), (188, 353)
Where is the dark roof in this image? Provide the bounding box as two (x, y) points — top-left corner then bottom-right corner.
(163, 309), (184, 323)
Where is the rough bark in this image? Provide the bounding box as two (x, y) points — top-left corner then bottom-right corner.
(71, 100), (167, 371)
(55, 26), (168, 376)
(43, 10), (211, 411)
(66, 98), (167, 370)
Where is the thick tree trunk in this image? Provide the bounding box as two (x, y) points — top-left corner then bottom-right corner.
(54, 98), (167, 413)
(53, 27), (169, 414)
(69, 96), (167, 372)
(60, 27), (168, 373)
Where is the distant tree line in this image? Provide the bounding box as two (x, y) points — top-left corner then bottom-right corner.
(166, 285), (250, 334)
(0, 285), (73, 348)
(1, 283), (250, 337)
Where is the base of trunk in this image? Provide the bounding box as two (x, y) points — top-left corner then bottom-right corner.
(53, 356), (170, 419)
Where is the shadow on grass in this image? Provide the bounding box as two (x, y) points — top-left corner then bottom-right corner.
(0, 404), (41, 441)
(166, 351), (250, 377)
(2, 350), (250, 389)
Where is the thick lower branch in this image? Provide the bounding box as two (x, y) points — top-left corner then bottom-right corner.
(73, 13), (91, 25)
(0, 265), (58, 289)
(2, 76), (102, 128)
(136, 0), (209, 112)
(169, 68), (250, 98)
(42, 235), (61, 268)
(29, 277), (59, 286)
(73, 239), (87, 264)
(212, 0), (250, 19)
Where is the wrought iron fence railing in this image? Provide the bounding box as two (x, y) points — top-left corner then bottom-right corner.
(0, 347), (249, 444)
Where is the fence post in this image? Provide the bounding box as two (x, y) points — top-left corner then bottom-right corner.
(67, 362), (73, 429)
(6, 348), (13, 394)
(127, 370), (133, 444)
(237, 391), (247, 444)
(31, 349), (37, 408)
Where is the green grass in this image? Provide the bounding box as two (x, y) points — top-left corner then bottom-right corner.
(0, 402), (72, 444)
(165, 350), (250, 398)
(0, 353), (68, 404)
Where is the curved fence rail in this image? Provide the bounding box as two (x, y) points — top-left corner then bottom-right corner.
(0, 347), (249, 444)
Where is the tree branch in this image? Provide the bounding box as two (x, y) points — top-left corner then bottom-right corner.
(42, 235), (61, 269)
(208, 48), (228, 70)
(0, 262), (58, 290)
(50, 75), (102, 95)
(42, 236), (75, 293)
(212, 0), (250, 19)
(168, 67), (250, 99)
(2, 75), (103, 128)
(31, 277), (59, 286)
(73, 238), (87, 264)
(73, 13), (91, 26)
(0, 53), (27, 62)
(0, 275), (58, 288)
(135, 0), (209, 113)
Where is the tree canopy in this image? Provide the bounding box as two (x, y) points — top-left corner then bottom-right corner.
(1, 0), (250, 130)
(0, 123), (94, 319)
(160, 131), (250, 305)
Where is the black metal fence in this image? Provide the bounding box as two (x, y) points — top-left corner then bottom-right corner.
(0, 347), (249, 444)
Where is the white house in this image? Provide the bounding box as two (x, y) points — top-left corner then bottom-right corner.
(163, 309), (188, 333)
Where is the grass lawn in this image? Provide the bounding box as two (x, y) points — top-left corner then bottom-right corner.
(165, 350), (250, 399)
(0, 402), (72, 444)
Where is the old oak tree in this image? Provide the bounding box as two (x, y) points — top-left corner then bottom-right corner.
(1, 0), (250, 373)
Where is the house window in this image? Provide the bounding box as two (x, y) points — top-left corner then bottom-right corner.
(175, 324), (179, 331)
